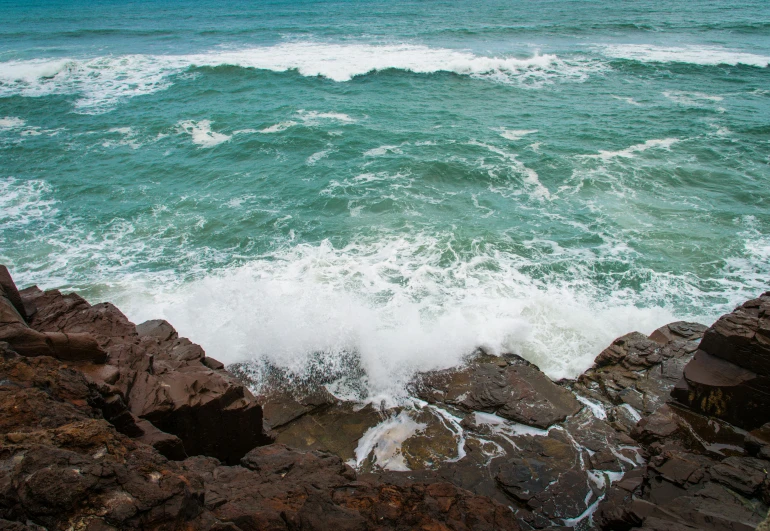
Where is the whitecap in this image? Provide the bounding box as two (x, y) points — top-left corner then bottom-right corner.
(176, 120), (231, 148)
(495, 128), (538, 141)
(586, 138), (680, 160)
(0, 43), (604, 113)
(599, 44), (770, 67)
(0, 116), (26, 130)
(306, 149), (331, 165)
(258, 121), (297, 133)
(611, 95), (641, 106)
(363, 145), (402, 157)
(297, 110), (355, 123)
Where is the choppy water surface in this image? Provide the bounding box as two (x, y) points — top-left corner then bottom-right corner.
(1, 0), (769, 400)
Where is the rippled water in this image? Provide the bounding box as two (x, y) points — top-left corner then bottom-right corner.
(1, 0), (769, 400)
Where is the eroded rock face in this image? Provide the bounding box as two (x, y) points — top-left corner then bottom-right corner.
(573, 323), (706, 432)
(594, 402), (769, 531)
(0, 344), (206, 530)
(0, 268), (106, 364)
(673, 293), (770, 430)
(0, 340), (523, 530)
(592, 301), (770, 531)
(18, 284), (271, 464)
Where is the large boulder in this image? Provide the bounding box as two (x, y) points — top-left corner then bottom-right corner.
(673, 293), (770, 430)
(0, 266), (106, 363)
(17, 283), (271, 464)
(413, 354), (580, 429)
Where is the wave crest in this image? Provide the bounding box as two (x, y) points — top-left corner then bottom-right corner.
(0, 43), (601, 113)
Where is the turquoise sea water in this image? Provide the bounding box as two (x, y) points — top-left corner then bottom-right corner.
(1, 0), (769, 399)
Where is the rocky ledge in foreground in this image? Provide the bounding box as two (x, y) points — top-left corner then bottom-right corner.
(256, 302), (770, 530)
(2, 264), (770, 531)
(0, 266), (521, 530)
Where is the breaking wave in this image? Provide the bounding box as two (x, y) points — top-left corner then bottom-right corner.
(0, 43), (603, 113)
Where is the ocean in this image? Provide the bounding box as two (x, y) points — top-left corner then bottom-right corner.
(1, 0), (769, 401)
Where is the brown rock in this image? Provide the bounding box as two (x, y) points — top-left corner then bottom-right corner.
(274, 402), (383, 462)
(672, 294), (770, 430)
(0, 266), (27, 321)
(415, 355), (580, 429)
(574, 324), (706, 424)
(672, 350), (770, 430)
(17, 280), (271, 464)
(1, 273), (106, 363)
(182, 444), (523, 531)
(699, 293), (770, 375)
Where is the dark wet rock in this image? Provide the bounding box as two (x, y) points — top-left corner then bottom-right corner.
(274, 402), (383, 462)
(699, 294), (770, 375)
(745, 423), (770, 460)
(1, 279), (106, 363)
(758, 511), (770, 531)
(182, 444), (522, 531)
(399, 407), (464, 471)
(672, 350), (770, 430)
(573, 323), (706, 427)
(16, 280), (271, 464)
(595, 398), (768, 530)
(673, 293), (770, 430)
(257, 387), (337, 432)
(649, 321), (709, 346)
(414, 354), (580, 429)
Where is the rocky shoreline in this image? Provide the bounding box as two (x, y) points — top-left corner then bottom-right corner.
(1, 264), (769, 530)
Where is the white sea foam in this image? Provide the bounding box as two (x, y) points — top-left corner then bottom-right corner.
(354, 411), (426, 471)
(0, 55), (186, 114)
(586, 138), (680, 160)
(259, 121), (297, 133)
(611, 95), (641, 106)
(0, 178), (58, 232)
(102, 127), (143, 149)
(110, 234), (692, 401)
(0, 43), (602, 113)
(599, 44), (770, 67)
(306, 149), (331, 165)
(495, 128), (538, 141)
(663, 91), (725, 111)
(471, 140), (551, 199)
(0, 116), (26, 130)
(297, 110), (356, 124)
(364, 145), (402, 157)
(176, 120), (231, 148)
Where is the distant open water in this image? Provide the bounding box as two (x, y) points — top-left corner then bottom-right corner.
(1, 0), (769, 401)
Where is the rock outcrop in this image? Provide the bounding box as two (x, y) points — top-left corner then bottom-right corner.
(0, 266), (524, 530)
(0, 265), (106, 363)
(414, 354), (581, 429)
(17, 283), (271, 464)
(672, 293), (770, 430)
(573, 322), (706, 432)
(592, 300), (770, 531)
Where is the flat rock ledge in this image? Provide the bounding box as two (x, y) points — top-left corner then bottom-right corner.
(2, 264), (770, 531)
